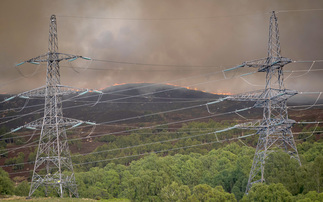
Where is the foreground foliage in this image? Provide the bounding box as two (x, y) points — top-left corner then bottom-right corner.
(1, 121), (322, 201)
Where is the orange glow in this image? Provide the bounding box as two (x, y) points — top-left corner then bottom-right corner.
(165, 83), (231, 95)
(98, 82), (232, 95)
(112, 83), (127, 86)
(98, 82), (148, 90)
(211, 92), (232, 95)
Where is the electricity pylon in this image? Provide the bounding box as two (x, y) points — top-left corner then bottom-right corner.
(211, 11), (301, 193)
(9, 14), (99, 198)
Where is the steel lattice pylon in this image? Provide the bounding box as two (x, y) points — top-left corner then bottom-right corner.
(11, 15), (97, 198)
(225, 11), (301, 192)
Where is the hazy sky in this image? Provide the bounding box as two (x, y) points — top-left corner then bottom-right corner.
(1, 0), (323, 98)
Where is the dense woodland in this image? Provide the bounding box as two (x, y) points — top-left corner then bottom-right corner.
(0, 120), (322, 201)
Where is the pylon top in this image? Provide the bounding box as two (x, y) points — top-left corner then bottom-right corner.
(50, 15), (56, 21)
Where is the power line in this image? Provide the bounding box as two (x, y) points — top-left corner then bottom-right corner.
(4, 131), (257, 170)
(1, 128), (239, 168)
(6, 128), (323, 175)
(57, 12), (267, 21)
(1, 87), (322, 144)
(0, 65), (240, 125)
(0, 105), (254, 154)
(277, 8), (323, 13)
(57, 8), (323, 21)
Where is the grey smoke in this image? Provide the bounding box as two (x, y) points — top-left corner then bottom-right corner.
(0, 0), (322, 105)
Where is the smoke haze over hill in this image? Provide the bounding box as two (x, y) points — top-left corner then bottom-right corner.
(1, 0), (323, 102)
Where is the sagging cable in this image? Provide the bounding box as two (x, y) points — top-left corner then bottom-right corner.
(238, 138), (249, 147)
(235, 111), (248, 120)
(91, 90), (103, 107)
(290, 92), (322, 111)
(298, 123), (319, 141)
(291, 61), (316, 78)
(15, 62), (42, 79)
(86, 124), (96, 138)
(240, 75), (263, 87)
(13, 98), (30, 113)
(24, 129), (38, 144)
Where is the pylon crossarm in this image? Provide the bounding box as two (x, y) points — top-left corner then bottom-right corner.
(227, 89), (265, 102)
(16, 54), (48, 66)
(243, 57), (292, 72)
(2, 86), (46, 102)
(227, 88), (297, 107)
(243, 57), (268, 68)
(10, 118), (43, 132)
(16, 86), (47, 98)
(57, 85), (102, 96)
(2, 85), (102, 102)
(237, 118), (295, 130)
(23, 118), (44, 129)
(10, 117), (96, 133)
(55, 53), (91, 62)
(16, 53), (91, 66)
(235, 120), (263, 130)
(54, 117), (85, 128)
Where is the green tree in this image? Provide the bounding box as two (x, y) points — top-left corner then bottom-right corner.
(160, 182), (191, 202)
(265, 151), (302, 195)
(0, 168), (14, 195)
(102, 169), (121, 198)
(312, 155), (323, 193)
(296, 191), (323, 201)
(15, 180), (30, 196)
(304, 155), (323, 193)
(241, 183), (293, 202)
(190, 184), (236, 202)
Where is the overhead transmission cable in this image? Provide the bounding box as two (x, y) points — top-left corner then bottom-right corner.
(0, 105), (254, 154)
(1, 65), (322, 120)
(2, 59), (322, 109)
(6, 132), (258, 175)
(57, 8), (323, 21)
(2, 84), (322, 144)
(0, 63), (248, 125)
(6, 127), (323, 175)
(1, 127), (247, 168)
(1, 60), (322, 146)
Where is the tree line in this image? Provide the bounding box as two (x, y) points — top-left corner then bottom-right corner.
(0, 120), (322, 201)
